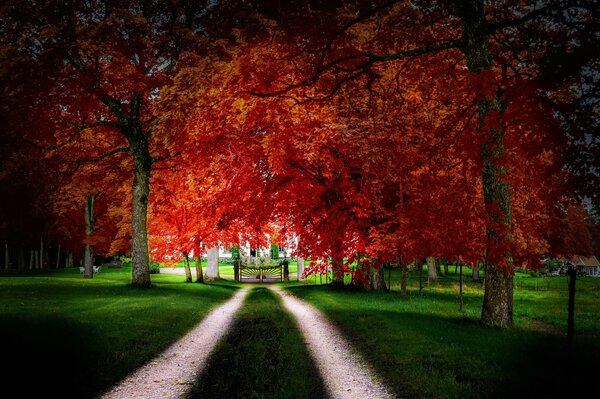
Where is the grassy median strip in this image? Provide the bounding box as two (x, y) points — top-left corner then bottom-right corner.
(0, 267), (238, 399)
(286, 270), (600, 399)
(190, 287), (326, 399)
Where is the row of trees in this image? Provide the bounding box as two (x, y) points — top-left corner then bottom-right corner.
(1, 1), (598, 327)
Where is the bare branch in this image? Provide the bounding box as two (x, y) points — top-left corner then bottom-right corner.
(65, 146), (129, 175)
(151, 151), (181, 164)
(368, 40), (461, 63)
(27, 120), (118, 151)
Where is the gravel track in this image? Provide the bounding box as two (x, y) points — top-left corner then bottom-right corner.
(270, 286), (395, 399)
(99, 287), (249, 399)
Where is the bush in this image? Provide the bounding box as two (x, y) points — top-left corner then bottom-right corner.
(231, 245), (241, 260)
(149, 261), (160, 274)
(270, 244), (279, 260)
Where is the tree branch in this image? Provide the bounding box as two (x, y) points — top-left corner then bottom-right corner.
(26, 120), (118, 151)
(65, 146), (129, 175)
(368, 40), (461, 63)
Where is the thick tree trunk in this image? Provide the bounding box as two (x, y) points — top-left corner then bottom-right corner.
(297, 257), (305, 281)
(459, 0), (514, 327)
(206, 246), (219, 280)
(482, 262), (513, 326)
(84, 194), (95, 279)
(444, 261), (449, 275)
(182, 253), (192, 283)
(197, 256), (205, 282)
(130, 143), (152, 288)
(427, 257), (438, 282)
(365, 263), (387, 291)
(331, 256), (344, 287)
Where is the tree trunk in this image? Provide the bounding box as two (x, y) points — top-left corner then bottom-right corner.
(83, 244), (94, 279)
(182, 253), (192, 283)
(55, 243), (61, 269)
(365, 263), (387, 291)
(567, 266), (576, 348)
(130, 140), (152, 288)
(460, 263), (464, 311)
(29, 249), (33, 270)
(427, 257), (438, 282)
(418, 259), (424, 296)
(472, 262), (481, 282)
(283, 258), (289, 282)
(330, 256), (344, 287)
(195, 253), (204, 283)
(83, 194), (95, 279)
(436, 258), (442, 276)
(18, 247), (25, 271)
(401, 264), (409, 295)
(481, 262), (513, 326)
(458, 0), (514, 327)
(4, 241), (8, 269)
(444, 261), (449, 275)
(40, 237), (44, 269)
(297, 257), (305, 281)
(206, 246), (219, 280)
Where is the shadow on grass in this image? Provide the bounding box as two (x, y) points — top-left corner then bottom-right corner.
(0, 316), (101, 399)
(284, 285), (600, 399)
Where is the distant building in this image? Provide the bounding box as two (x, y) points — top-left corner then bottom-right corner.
(563, 256), (600, 277)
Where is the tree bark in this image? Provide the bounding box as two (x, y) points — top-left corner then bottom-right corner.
(472, 262), (481, 282)
(129, 138), (152, 288)
(427, 257), (438, 282)
(444, 261), (449, 275)
(297, 257), (305, 281)
(182, 252), (192, 283)
(29, 249), (33, 270)
(482, 262), (513, 325)
(330, 256), (344, 287)
(206, 246), (220, 280)
(83, 194), (95, 279)
(195, 253), (204, 283)
(365, 263), (387, 291)
(458, 0), (514, 327)
(401, 264), (409, 295)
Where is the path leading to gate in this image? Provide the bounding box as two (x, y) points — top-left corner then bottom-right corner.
(100, 287), (249, 399)
(101, 284), (393, 399)
(270, 286), (394, 399)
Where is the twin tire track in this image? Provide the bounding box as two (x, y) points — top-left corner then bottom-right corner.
(100, 286), (393, 399)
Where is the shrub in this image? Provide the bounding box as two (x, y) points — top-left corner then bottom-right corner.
(270, 244), (279, 260)
(149, 261), (161, 274)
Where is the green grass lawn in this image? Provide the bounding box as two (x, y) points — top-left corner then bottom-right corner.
(0, 267), (239, 399)
(286, 268), (600, 398)
(189, 287), (325, 399)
